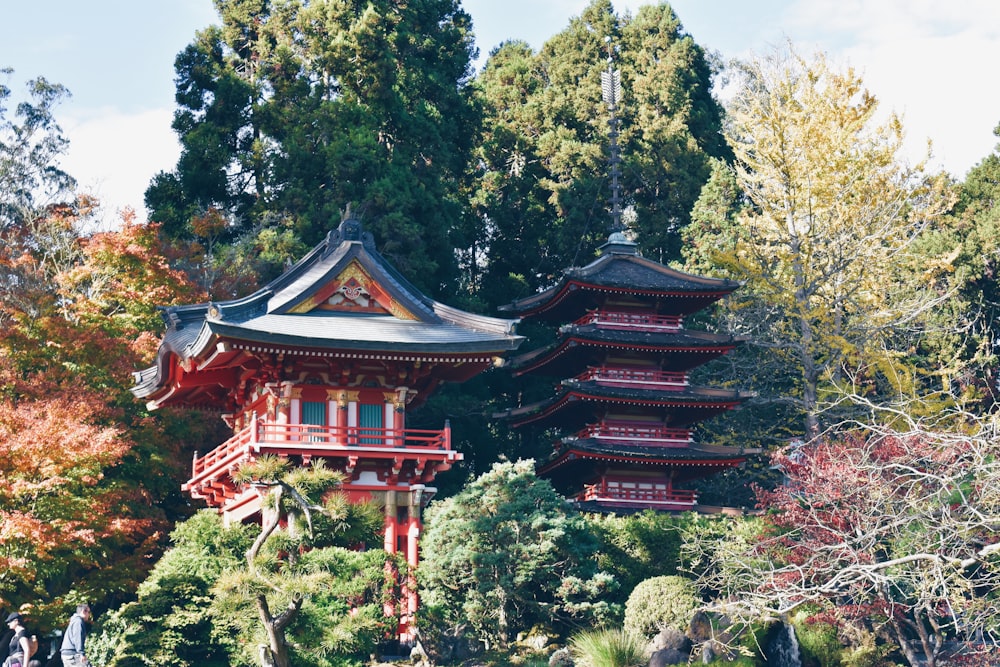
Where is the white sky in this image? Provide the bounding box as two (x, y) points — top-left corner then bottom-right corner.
(4, 0), (1000, 226)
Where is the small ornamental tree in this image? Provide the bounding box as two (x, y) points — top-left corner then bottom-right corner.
(683, 412), (1000, 667)
(417, 460), (618, 651)
(209, 455), (395, 667)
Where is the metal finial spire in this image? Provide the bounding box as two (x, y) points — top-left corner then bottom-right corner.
(600, 36), (623, 233)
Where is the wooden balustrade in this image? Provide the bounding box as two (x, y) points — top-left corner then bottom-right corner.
(188, 415), (451, 482)
(578, 479), (697, 506)
(572, 310), (682, 331)
(575, 366), (687, 389)
(574, 421), (691, 445)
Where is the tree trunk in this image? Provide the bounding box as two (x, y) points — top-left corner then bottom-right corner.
(892, 616), (932, 667)
(257, 595), (292, 667)
(791, 234), (820, 439)
(912, 609), (940, 667)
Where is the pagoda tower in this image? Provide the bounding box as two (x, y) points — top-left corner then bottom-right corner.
(498, 234), (752, 512)
(496, 46), (752, 514)
(133, 217), (523, 634)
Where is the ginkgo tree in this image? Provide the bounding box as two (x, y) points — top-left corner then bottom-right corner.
(696, 44), (954, 439)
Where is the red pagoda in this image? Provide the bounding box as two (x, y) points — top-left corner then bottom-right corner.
(133, 217), (523, 634)
(498, 231), (753, 513)
(496, 49), (753, 513)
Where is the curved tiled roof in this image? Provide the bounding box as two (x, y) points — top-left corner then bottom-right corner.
(536, 440), (749, 491)
(508, 325), (745, 375)
(133, 218), (523, 405)
(498, 380), (751, 430)
(499, 239), (740, 320)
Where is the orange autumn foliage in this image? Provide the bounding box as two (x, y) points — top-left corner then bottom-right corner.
(0, 203), (214, 626)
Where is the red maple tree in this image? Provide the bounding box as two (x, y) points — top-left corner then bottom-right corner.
(689, 419), (1000, 667)
(0, 203), (216, 626)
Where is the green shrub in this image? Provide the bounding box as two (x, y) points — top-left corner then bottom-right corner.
(792, 617), (842, 667)
(585, 511), (693, 606)
(569, 629), (648, 667)
(623, 575), (701, 639)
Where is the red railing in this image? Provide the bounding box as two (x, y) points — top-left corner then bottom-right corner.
(257, 422), (449, 449)
(189, 414), (450, 482)
(575, 366), (687, 389)
(578, 479), (697, 506)
(573, 421), (691, 445)
(572, 310), (682, 331)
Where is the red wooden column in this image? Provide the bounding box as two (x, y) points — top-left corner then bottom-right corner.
(384, 490), (398, 554)
(334, 390), (351, 445)
(402, 486), (425, 643)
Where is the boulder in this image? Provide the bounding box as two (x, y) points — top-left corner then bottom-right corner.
(648, 648), (689, 667)
(548, 647), (574, 667)
(650, 627), (690, 653)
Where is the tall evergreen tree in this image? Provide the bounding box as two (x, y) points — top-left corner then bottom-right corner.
(0, 69), (75, 232)
(146, 0), (481, 298)
(911, 125), (1000, 411)
(468, 0), (729, 310)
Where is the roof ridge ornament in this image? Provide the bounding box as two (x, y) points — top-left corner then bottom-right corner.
(324, 208), (374, 257)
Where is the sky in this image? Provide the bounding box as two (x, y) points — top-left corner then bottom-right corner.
(4, 0), (1000, 226)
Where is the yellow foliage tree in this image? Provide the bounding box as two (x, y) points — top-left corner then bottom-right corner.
(717, 44), (953, 437)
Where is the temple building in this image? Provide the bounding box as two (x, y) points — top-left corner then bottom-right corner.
(133, 217), (523, 635)
(496, 50), (753, 514)
(498, 232), (753, 513)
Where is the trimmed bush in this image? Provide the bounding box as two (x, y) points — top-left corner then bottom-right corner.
(623, 576), (702, 639)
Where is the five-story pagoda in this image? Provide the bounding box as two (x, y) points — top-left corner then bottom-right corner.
(498, 232), (753, 512)
(496, 48), (752, 513)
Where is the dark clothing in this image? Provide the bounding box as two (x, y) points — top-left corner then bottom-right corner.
(3, 628), (26, 667)
(59, 613), (87, 665)
(7, 628), (24, 656)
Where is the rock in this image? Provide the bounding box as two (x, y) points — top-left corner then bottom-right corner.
(650, 627), (690, 653)
(548, 647), (574, 667)
(688, 611), (714, 643)
(649, 648), (689, 667)
(410, 643), (429, 665)
(517, 627), (553, 651)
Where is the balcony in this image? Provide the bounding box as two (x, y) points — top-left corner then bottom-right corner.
(576, 478), (697, 510)
(572, 420), (691, 446)
(571, 310), (682, 331)
(184, 413), (456, 505)
(574, 366), (688, 390)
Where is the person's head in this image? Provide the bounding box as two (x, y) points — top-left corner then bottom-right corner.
(5, 612), (23, 630)
(76, 604), (91, 622)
